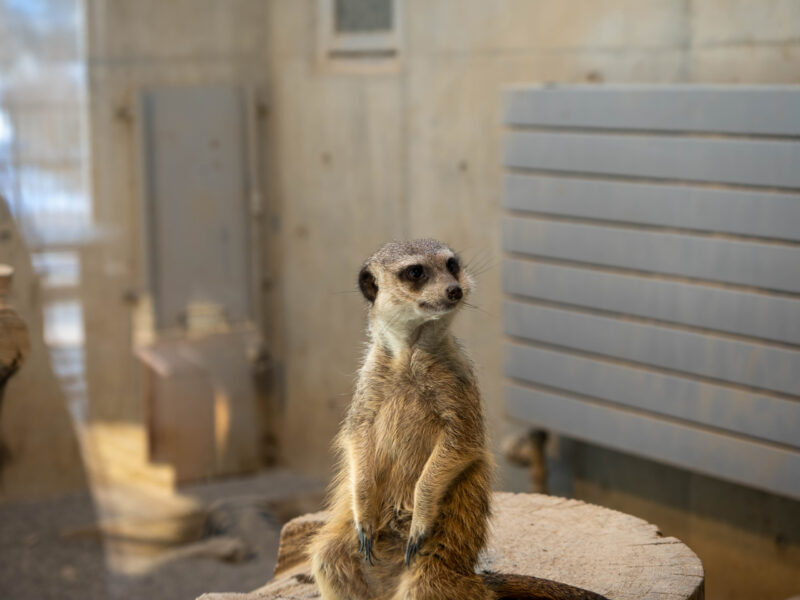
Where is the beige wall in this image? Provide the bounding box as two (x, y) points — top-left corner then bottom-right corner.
(86, 0), (800, 468)
(264, 0), (800, 472)
(85, 1), (800, 597)
(262, 3), (800, 599)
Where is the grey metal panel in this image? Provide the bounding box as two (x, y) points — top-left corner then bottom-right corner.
(503, 85), (800, 136)
(504, 173), (800, 241)
(140, 86), (252, 329)
(506, 383), (800, 501)
(502, 85), (800, 499)
(504, 131), (800, 189)
(503, 216), (800, 294)
(506, 342), (800, 448)
(503, 259), (800, 345)
(504, 300), (800, 396)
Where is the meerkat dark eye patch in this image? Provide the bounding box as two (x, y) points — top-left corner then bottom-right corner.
(358, 267), (378, 303)
(446, 257), (460, 277)
(401, 264), (426, 283)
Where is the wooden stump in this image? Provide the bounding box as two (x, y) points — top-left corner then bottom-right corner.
(197, 492), (704, 600)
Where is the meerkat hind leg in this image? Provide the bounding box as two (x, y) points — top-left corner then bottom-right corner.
(392, 461), (493, 600)
(311, 524), (373, 600)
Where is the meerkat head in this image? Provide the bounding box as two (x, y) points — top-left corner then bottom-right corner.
(357, 239), (472, 349)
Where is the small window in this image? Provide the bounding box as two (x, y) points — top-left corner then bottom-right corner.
(335, 0), (393, 33)
(318, 0), (401, 67)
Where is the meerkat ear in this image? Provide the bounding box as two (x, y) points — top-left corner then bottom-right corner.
(358, 266), (378, 303)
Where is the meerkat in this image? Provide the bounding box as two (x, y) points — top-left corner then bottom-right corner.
(310, 239), (607, 600)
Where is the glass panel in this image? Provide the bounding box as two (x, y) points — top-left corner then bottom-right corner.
(334, 0), (393, 32)
(0, 3), (293, 598)
(0, 0), (91, 427)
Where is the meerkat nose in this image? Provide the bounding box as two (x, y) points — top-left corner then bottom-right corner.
(447, 285), (463, 301)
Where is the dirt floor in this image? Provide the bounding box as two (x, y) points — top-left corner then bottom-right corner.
(0, 469), (326, 600)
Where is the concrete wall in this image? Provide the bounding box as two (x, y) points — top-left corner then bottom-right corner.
(264, 0), (800, 470)
(261, 2), (800, 599)
(85, 1), (800, 597)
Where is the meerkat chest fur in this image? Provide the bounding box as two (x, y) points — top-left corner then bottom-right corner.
(352, 341), (484, 513)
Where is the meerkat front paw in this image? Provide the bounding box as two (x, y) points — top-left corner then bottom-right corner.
(356, 522), (376, 565)
(404, 522), (427, 566)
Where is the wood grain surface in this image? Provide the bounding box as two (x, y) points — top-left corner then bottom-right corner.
(197, 492), (705, 600)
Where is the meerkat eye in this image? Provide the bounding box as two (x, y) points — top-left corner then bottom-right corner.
(446, 257), (460, 277)
(403, 264), (425, 281)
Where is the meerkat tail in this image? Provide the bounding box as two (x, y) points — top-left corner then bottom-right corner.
(480, 572), (610, 600)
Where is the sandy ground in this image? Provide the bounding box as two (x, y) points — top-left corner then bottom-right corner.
(0, 469), (325, 600)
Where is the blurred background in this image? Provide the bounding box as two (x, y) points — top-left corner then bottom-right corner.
(0, 1), (798, 599)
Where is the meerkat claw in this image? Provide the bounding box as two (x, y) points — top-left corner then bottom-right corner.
(363, 535), (374, 565)
(357, 525), (375, 564)
(358, 528), (365, 553)
(404, 535), (423, 566)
